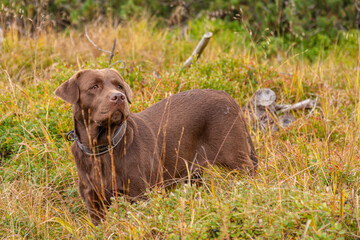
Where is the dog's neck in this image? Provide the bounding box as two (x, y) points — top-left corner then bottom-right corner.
(73, 118), (121, 148)
(71, 105), (133, 155)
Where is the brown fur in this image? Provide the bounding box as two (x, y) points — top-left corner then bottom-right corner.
(55, 69), (257, 225)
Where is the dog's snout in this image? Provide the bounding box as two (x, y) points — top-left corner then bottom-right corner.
(110, 92), (126, 103)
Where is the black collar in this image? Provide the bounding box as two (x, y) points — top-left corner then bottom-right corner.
(66, 121), (127, 156)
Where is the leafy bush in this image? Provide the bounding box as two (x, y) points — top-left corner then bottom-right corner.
(1, 0), (358, 37)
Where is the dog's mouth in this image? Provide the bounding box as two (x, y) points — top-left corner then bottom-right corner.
(109, 109), (124, 122)
(94, 107), (125, 126)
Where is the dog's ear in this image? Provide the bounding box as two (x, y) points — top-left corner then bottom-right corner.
(108, 68), (132, 104)
(123, 82), (132, 104)
(55, 71), (84, 104)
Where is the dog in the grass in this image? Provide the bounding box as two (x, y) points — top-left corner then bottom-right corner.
(55, 68), (257, 225)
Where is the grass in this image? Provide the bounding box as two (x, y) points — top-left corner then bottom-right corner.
(1, 17), (360, 239)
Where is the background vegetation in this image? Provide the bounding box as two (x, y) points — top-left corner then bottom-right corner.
(2, 0), (360, 60)
(1, 0), (360, 239)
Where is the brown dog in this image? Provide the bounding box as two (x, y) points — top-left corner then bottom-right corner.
(55, 69), (257, 225)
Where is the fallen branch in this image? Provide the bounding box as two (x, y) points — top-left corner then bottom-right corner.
(276, 99), (317, 113)
(182, 32), (213, 69)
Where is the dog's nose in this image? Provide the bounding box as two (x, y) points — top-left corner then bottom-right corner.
(110, 92), (126, 103)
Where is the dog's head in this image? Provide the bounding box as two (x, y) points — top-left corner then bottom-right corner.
(55, 69), (132, 125)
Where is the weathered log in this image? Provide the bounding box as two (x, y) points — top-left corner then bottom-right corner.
(251, 88), (277, 107)
(244, 88), (318, 131)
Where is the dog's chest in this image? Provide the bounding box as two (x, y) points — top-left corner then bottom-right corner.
(76, 154), (123, 195)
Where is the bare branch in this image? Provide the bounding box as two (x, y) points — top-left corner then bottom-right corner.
(108, 61), (126, 76)
(85, 26), (120, 66)
(182, 32), (213, 69)
(85, 26), (112, 54)
(109, 38), (116, 65)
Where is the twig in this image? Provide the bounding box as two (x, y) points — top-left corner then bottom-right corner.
(307, 96), (318, 117)
(109, 38), (116, 65)
(85, 26), (111, 54)
(182, 32), (213, 69)
(108, 61), (126, 76)
(85, 26), (118, 65)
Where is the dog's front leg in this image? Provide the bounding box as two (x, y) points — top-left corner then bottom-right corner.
(85, 190), (108, 225)
(79, 180), (108, 225)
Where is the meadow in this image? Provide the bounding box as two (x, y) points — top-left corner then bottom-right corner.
(1, 17), (360, 239)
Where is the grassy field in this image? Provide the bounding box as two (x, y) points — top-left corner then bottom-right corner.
(1, 18), (360, 239)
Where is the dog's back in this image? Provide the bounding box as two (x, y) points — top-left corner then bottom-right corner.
(134, 89), (257, 180)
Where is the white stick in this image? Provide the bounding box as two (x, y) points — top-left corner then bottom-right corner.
(182, 32), (213, 69)
(276, 99), (317, 113)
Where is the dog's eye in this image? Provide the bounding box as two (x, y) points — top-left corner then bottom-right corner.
(117, 84), (123, 89)
(92, 85), (98, 89)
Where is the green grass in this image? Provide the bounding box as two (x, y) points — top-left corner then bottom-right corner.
(1, 18), (360, 239)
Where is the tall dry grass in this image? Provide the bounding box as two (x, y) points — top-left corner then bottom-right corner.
(1, 17), (360, 238)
